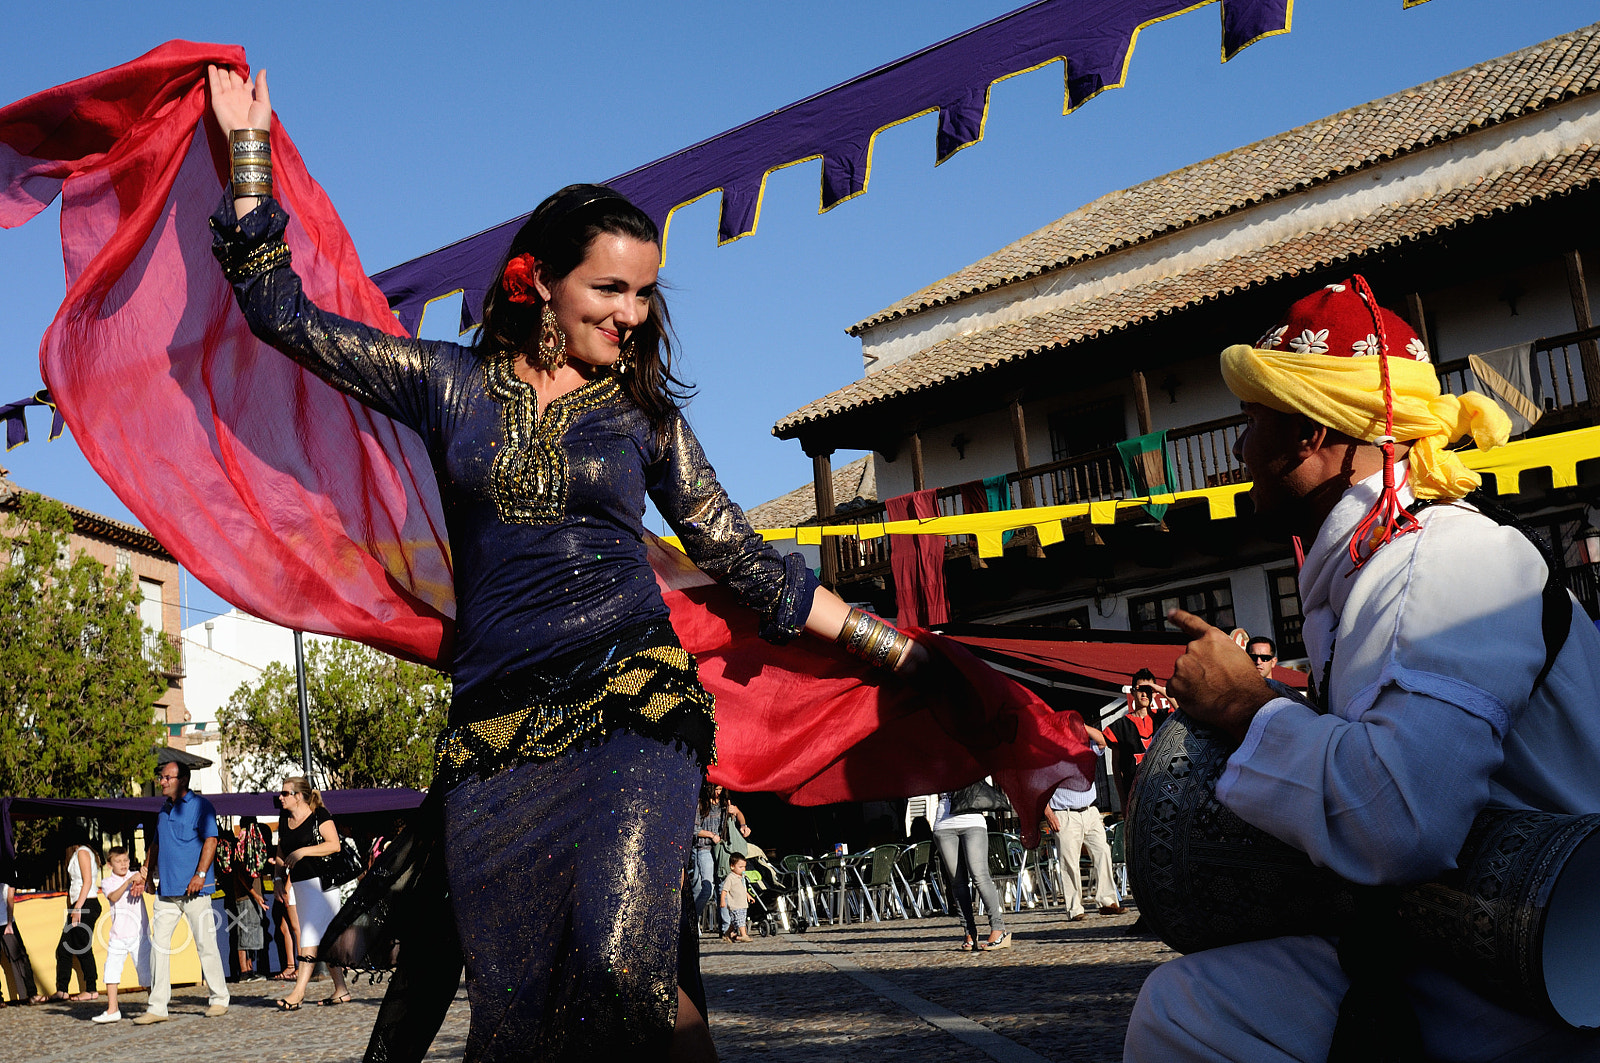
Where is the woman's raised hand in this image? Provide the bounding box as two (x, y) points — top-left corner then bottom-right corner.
(207, 64), (271, 137)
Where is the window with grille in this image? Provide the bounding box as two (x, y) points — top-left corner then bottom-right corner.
(1130, 579), (1234, 633)
(1266, 567), (1307, 658)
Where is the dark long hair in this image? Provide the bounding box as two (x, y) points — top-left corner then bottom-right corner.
(477, 184), (692, 433)
(698, 779), (730, 818)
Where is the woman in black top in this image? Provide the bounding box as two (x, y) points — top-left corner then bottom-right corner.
(208, 66), (926, 1062)
(273, 776), (350, 1009)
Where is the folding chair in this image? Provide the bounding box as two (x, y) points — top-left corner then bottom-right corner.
(779, 854), (824, 930)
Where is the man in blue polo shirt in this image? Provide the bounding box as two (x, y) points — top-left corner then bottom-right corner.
(133, 761), (229, 1023)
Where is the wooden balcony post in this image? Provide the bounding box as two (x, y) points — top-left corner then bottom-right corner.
(1565, 250), (1600, 404)
(1404, 292), (1432, 357)
(1131, 371), (1153, 435)
(1008, 397), (1045, 557)
(1008, 398), (1037, 509)
(909, 431), (925, 493)
(809, 447), (837, 587)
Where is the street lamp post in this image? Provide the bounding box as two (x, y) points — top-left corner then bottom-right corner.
(293, 631), (313, 778)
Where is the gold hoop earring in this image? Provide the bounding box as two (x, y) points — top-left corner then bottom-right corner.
(532, 303), (568, 371)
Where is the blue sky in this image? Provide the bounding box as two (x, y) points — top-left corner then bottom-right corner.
(2, 0), (1596, 628)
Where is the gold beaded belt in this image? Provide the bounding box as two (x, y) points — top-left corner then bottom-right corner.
(432, 643), (716, 791)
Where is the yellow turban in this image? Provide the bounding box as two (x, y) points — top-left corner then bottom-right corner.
(1220, 345), (1513, 499)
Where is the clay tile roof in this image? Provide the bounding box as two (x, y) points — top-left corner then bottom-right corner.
(777, 140), (1600, 434)
(745, 455), (876, 529)
(0, 478), (171, 556)
(849, 24), (1600, 335)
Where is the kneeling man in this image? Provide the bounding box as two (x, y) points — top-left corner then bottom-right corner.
(1125, 278), (1600, 1062)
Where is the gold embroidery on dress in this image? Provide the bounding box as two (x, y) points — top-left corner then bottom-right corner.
(483, 352), (620, 524)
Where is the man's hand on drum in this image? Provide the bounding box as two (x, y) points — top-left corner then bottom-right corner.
(1165, 608), (1275, 744)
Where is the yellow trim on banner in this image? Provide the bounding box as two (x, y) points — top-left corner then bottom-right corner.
(405, 287), (465, 339)
(939, 55), (1074, 163)
(826, 107), (941, 210)
(659, 187), (726, 264)
(728, 153), (825, 244)
(656, 0), (1303, 259)
(698, 428), (1600, 550)
(1223, 0), (1295, 62)
(1077, 2), (1218, 113)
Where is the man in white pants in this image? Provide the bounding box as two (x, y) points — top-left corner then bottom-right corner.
(135, 761), (229, 1023)
(1044, 737), (1125, 920)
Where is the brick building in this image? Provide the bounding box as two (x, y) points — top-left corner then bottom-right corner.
(0, 470), (187, 745)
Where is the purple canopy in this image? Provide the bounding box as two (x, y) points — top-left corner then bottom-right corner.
(373, 0), (1294, 335)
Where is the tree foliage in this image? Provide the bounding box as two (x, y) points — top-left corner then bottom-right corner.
(220, 638), (450, 791)
(0, 493), (171, 801)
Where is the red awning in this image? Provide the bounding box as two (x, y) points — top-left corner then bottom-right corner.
(947, 632), (1309, 689)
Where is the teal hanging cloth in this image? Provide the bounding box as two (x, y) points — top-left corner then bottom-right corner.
(1114, 431), (1173, 522)
(982, 474), (1015, 545)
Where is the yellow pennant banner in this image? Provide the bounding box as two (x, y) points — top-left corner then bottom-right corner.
(660, 427), (1600, 557)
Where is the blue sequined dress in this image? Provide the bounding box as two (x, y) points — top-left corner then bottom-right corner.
(211, 198), (817, 1061)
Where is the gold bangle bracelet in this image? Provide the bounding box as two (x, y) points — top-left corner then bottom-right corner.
(867, 623), (897, 668)
(833, 607), (859, 644)
(229, 128), (272, 199)
(836, 608), (874, 657)
(835, 607), (911, 670)
(883, 631), (912, 671)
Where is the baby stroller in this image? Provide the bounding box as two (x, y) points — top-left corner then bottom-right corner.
(741, 845), (787, 937)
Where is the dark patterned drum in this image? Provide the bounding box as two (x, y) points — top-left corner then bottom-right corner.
(1126, 710), (1600, 1028)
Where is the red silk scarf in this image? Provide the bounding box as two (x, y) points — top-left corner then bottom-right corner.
(0, 43), (1092, 842)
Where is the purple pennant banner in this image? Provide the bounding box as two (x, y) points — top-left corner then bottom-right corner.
(1, 389), (63, 450)
(374, 0), (1293, 336)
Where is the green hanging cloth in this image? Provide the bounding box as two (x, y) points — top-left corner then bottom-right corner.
(981, 474), (1015, 545)
(1114, 430), (1174, 521)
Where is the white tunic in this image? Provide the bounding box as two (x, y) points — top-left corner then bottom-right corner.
(1216, 472), (1600, 884)
(1126, 472), (1600, 1061)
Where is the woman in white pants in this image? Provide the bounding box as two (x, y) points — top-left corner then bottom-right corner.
(272, 778), (350, 1009)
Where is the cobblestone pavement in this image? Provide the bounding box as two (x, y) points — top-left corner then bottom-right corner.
(1, 909), (1172, 1061)
(700, 908), (1173, 1062)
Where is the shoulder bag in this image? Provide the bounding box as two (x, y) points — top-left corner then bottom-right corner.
(949, 779), (1010, 816)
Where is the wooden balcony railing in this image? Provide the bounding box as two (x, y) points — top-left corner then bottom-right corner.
(820, 328), (1600, 584)
(820, 414), (1251, 583)
(1436, 325), (1600, 425)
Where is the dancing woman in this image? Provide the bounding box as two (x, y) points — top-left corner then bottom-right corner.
(206, 67), (924, 1062)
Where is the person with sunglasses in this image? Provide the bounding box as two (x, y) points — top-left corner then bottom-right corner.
(271, 777), (351, 1010)
(1104, 670), (1172, 813)
(1245, 636), (1279, 679)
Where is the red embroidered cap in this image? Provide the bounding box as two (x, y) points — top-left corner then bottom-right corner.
(1255, 278), (1430, 362)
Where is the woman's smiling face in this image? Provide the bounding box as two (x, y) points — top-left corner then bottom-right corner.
(537, 232), (658, 370)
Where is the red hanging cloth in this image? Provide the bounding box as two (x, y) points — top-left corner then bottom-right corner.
(885, 489), (950, 627)
(1, 45), (1092, 842)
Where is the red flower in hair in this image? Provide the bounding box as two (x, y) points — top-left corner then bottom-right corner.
(502, 254), (539, 305)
